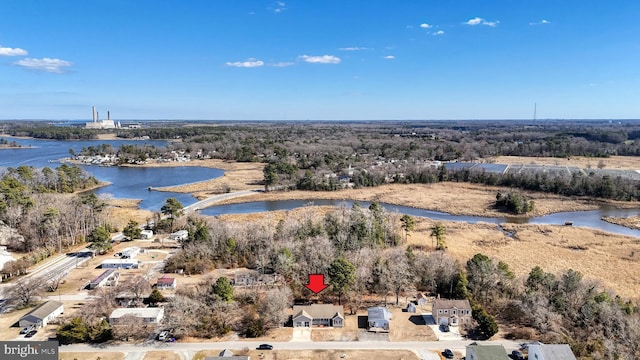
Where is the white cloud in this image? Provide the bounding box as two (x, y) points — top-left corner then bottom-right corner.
(225, 58), (264, 68)
(434, 30), (445, 36)
(298, 55), (341, 64)
(419, 23), (433, 29)
(338, 47), (370, 51)
(384, 55), (395, 60)
(14, 57), (72, 73)
(0, 46), (28, 56)
(465, 17), (499, 27)
(270, 61), (294, 67)
(273, 1), (286, 13)
(529, 19), (550, 26)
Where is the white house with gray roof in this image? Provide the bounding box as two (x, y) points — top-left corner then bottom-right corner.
(19, 300), (64, 328)
(367, 306), (392, 331)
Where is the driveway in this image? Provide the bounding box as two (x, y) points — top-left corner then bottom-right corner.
(429, 324), (464, 341)
(291, 327), (311, 341)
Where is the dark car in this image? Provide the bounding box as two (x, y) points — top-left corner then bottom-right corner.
(20, 326), (33, 334)
(257, 344), (273, 350)
(442, 349), (455, 359)
(25, 329), (37, 338)
(440, 323), (450, 332)
(511, 350), (525, 360)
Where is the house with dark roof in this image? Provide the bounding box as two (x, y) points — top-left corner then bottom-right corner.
(465, 344), (510, 360)
(19, 300), (64, 328)
(89, 269), (119, 289)
(528, 344), (577, 360)
(292, 304), (344, 327)
(367, 306), (392, 331)
(432, 298), (472, 326)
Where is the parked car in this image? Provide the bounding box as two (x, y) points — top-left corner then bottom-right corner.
(257, 344), (273, 350)
(20, 325), (35, 334)
(511, 350), (525, 360)
(442, 349), (455, 359)
(157, 331), (169, 341)
(25, 329), (37, 338)
(440, 323), (450, 332)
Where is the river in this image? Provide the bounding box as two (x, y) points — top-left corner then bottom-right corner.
(2, 136), (640, 237)
(0, 136), (222, 210)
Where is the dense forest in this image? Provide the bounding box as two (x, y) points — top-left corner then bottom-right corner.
(0, 164), (104, 278)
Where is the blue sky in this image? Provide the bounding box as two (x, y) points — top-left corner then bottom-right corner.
(1, 1), (639, 120)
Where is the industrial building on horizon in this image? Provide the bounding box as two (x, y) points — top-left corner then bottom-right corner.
(86, 106), (121, 129)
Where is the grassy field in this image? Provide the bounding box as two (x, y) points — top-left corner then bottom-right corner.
(193, 349), (421, 360)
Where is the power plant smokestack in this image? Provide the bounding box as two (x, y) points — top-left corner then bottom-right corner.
(92, 106), (97, 123)
(108, 111), (110, 120)
(96, 111), (99, 121)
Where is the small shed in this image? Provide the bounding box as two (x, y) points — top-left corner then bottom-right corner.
(416, 292), (429, 306)
(140, 230), (154, 239)
(19, 300), (64, 328)
(407, 302), (417, 313)
(170, 230), (188, 241)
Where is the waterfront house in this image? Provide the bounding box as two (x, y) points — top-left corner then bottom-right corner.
(367, 306), (392, 331)
(19, 300), (64, 328)
(432, 298), (472, 326)
(292, 304), (344, 328)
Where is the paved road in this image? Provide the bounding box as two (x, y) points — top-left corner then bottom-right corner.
(59, 338), (521, 355)
(183, 190), (259, 213)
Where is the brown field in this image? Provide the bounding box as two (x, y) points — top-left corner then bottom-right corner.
(492, 155), (640, 170)
(194, 349), (420, 360)
(59, 352), (125, 360)
(58, 158), (640, 304)
(143, 351), (183, 360)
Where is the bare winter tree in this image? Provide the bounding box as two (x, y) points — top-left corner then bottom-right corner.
(7, 277), (46, 307)
(111, 314), (149, 341)
(259, 286), (293, 329)
(121, 275), (150, 304)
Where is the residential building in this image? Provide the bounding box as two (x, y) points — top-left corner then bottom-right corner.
(292, 304), (344, 328)
(367, 306), (392, 331)
(140, 230), (154, 239)
(109, 307), (164, 324)
(528, 344), (577, 360)
(432, 298), (472, 326)
(100, 259), (140, 269)
(89, 269), (119, 289)
(19, 300), (64, 328)
(114, 246), (140, 259)
(156, 275), (177, 290)
(465, 344), (510, 360)
(205, 349), (250, 360)
(170, 230), (188, 241)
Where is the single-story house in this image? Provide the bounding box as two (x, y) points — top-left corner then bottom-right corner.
(466, 344), (510, 360)
(156, 275), (177, 290)
(204, 349), (250, 360)
(292, 304), (344, 328)
(416, 292), (429, 306)
(89, 269), (119, 289)
(100, 258), (140, 269)
(19, 300), (64, 328)
(528, 344), (577, 360)
(367, 306), (392, 331)
(109, 307), (164, 324)
(170, 230), (188, 241)
(140, 230), (154, 239)
(114, 246), (140, 259)
(432, 298), (472, 326)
